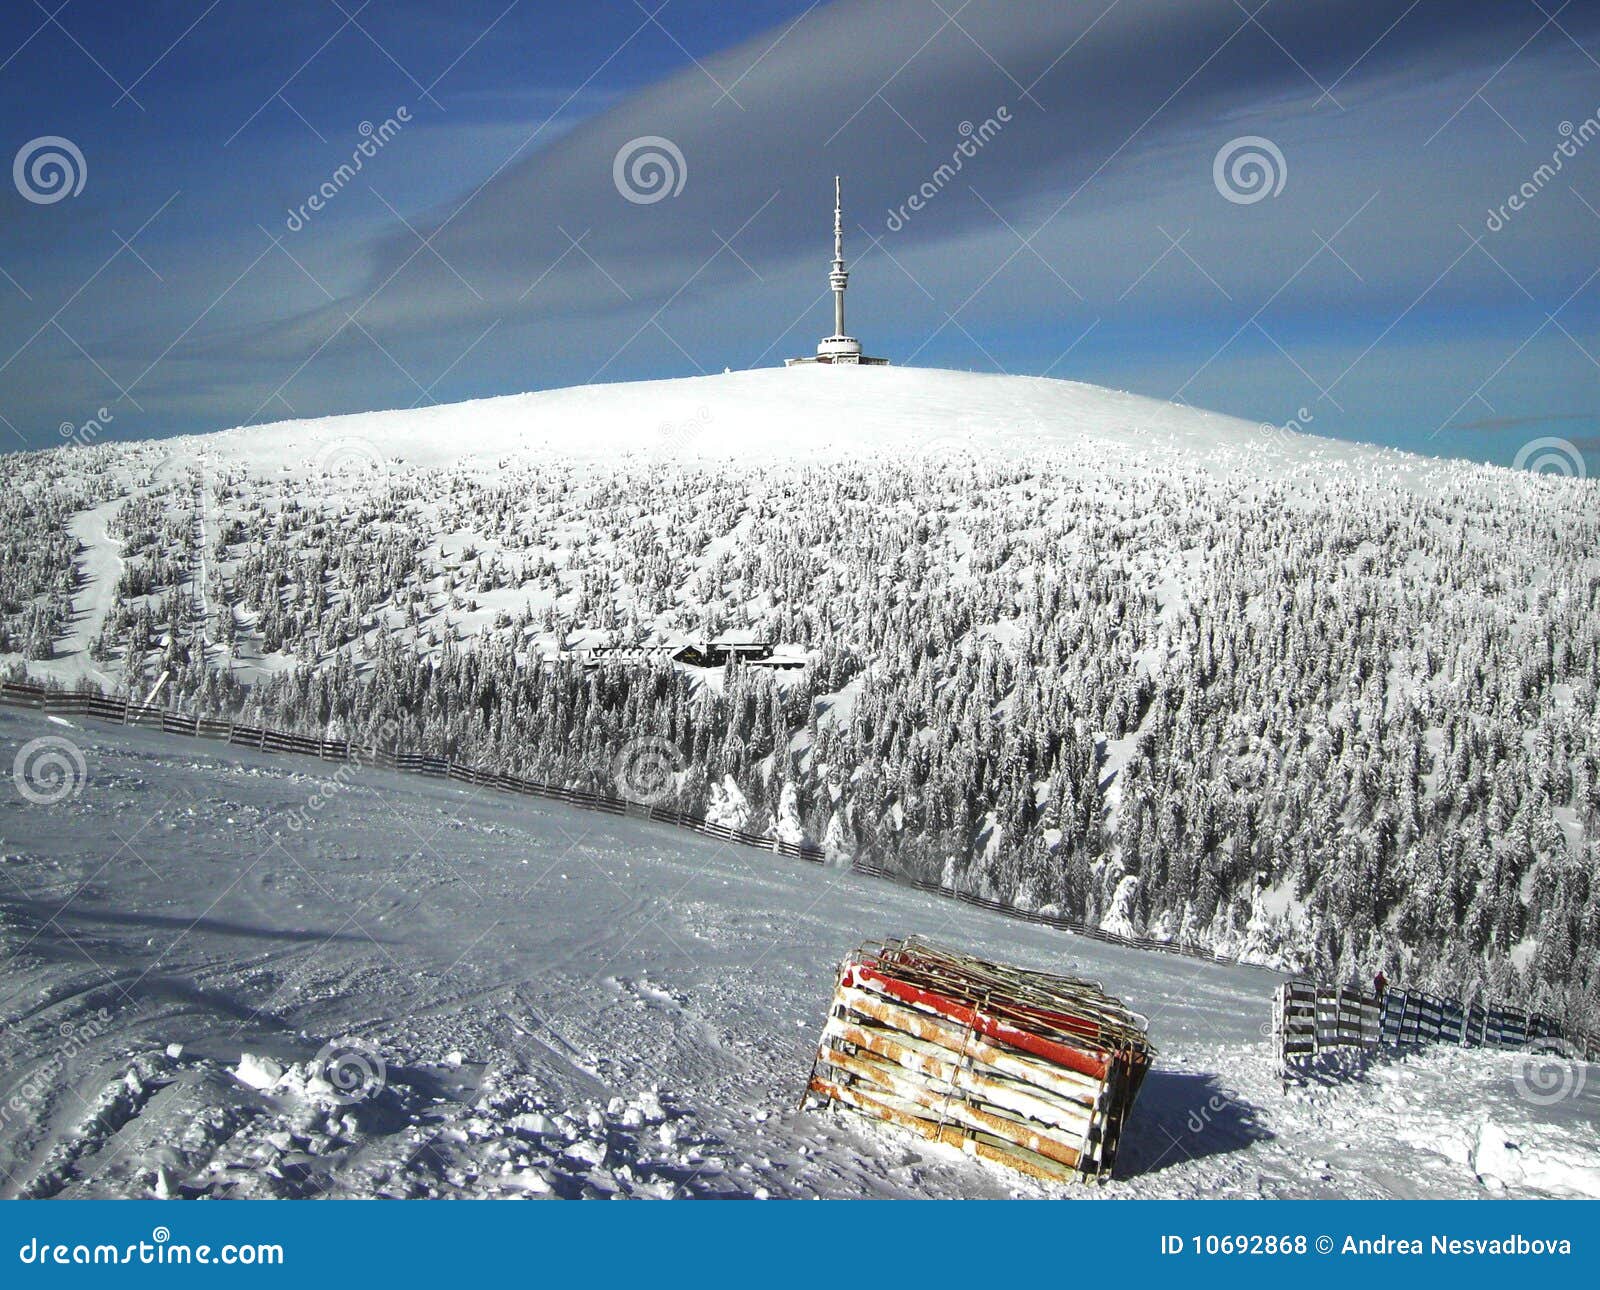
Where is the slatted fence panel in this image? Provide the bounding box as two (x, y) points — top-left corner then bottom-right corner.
(1, 682), (47, 707)
(1277, 982), (1317, 1060)
(1439, 998), (1465, 1044)
(1424, 994), (1443, 1041)
(1276, 981), (1588, 1081)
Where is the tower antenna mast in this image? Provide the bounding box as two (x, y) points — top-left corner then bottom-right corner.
(831, 176), (848, 339)
(786, 176), (887, 366)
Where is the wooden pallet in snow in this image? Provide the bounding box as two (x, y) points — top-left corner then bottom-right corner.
(804, 937), (1154, 1183)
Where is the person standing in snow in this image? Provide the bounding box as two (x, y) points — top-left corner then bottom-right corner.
(1373, 970), (1387, 999)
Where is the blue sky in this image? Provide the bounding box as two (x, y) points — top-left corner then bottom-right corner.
(1, 0), (1597, 468)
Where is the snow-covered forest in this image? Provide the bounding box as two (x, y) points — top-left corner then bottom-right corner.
(3, 370), (1597, 1028)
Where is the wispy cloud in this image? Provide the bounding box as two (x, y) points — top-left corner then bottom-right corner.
(2, 0), (1596, 464)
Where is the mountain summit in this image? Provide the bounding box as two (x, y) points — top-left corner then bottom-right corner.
(185, 366), (1363, 474)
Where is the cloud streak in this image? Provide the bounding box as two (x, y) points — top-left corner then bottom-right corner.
(2, 0), (1596, 463)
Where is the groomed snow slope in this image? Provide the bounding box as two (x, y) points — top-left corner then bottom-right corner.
(3, 710), (1596, 1200)
(166, 365), (1390, 474)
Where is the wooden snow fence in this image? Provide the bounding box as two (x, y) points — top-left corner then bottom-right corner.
(0, 681), (826, 865)
(1272, 980), (1591, 1079)
(805, 937), (1154, 1184)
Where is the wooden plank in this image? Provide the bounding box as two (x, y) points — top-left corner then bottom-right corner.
(814, 1044), (1090, 1170)
(833, 985), (1104, 1102)
(846, 963), (1111, 1080)
(807, 1075), (1083, 1184)
(822, 1013), (1097, 1132)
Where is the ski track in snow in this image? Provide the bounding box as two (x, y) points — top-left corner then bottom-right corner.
(58, 499), (124, 690)
(1, 709), (1596, 1200)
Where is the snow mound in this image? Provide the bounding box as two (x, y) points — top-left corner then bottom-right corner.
(160, 366), (1381, 474)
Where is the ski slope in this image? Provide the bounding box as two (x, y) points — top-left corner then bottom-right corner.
(3, 709), (1596, 1200)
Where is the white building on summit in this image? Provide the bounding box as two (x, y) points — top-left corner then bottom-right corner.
(786, 177), (889, 367)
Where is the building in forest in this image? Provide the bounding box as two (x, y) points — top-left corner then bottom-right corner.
(580, 638), (807, 670)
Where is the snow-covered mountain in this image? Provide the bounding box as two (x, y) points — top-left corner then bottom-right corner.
(3, 367), (1598, 1027)
(160, 365), (1368, 472)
